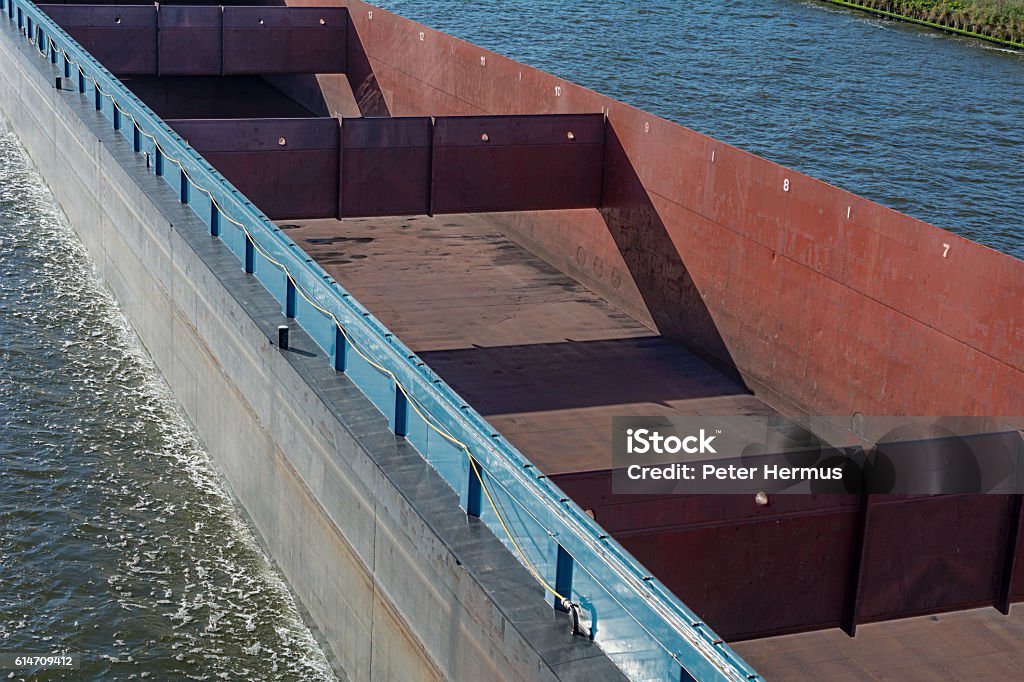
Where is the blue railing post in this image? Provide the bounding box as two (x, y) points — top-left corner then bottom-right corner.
(210, 203), (220, 237)
(132, 123), (140, 152)
(393, 386), (408, 437)
(179, 168), (189, 204)
(554, 545), (573, 611)
(244, 235), (255, 274)
(333, 326), (347, 372)
(77, 68), (84, 93)
(153, 147), (163, 176)
(112, 106), (121, 131)
(466, 458), (482, 517)
(284, 278), (296, 318)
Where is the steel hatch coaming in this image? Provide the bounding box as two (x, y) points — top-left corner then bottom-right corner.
(162, 113), (606, 219)
(167, 117), (341, 219)
(157, 5), (221, 76)
(37, 4), (349, 75)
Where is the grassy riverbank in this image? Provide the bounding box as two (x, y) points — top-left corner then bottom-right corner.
(825, 0), (1024, 46)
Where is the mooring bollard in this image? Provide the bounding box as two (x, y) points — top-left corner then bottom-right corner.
(277, 325), (289, 351)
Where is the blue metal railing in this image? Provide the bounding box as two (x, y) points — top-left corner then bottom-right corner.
(1, 3), (761, 679)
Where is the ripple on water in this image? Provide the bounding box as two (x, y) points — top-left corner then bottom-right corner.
(0, 119), (336, 680)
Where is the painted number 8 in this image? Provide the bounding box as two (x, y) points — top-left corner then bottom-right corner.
(783, 178), (790, 192)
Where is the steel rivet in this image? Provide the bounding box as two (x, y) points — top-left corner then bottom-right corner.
(567, 131), (575, 140)
(755, 491), (769, 506)
(114, 17), (121, 24)
(258, 18), (264, 25)
(480, 133), (489, 142)
(320, 18), (326, 25)
(278, 137), (286, 146)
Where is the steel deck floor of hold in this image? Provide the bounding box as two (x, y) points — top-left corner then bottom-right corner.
(281, 212), (778, 477)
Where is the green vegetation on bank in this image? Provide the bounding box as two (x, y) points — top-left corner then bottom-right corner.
(822, 0), (1024, 46)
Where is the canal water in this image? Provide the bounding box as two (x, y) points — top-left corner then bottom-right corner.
(0, 120), (335, 679)
(377, 0), (1024, 259)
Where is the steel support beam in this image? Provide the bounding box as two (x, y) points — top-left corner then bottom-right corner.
(431, 114), (605, 214)
(171, 114), (606, 220)
(168, 117), (341, 220)
(340, 116), (432, 217)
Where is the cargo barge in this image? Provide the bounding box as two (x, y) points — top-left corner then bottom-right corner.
(1, 1), (1021, 679)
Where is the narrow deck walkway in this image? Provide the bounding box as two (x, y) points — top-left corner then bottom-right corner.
(281, 212), (773, 475)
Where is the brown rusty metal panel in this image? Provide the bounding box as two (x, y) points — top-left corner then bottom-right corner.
(38, 4), (157, 75)
(622, 511), (857, 640)
(157, 6), (221, 76)
(553, 470), (859, 639)
(222, 6), (347, 75)
(556, 469), (1024, 636)
(168, 118), (340, 220)
(855, 494), (1013, 623)
(430, 114), (604, 215)
(339, 117), (431, 218)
